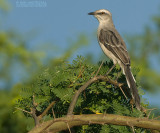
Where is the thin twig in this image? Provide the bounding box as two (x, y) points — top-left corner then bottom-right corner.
(52, 107), (56, 119)
(68, 65), (85, 88)
(77, 66), (85, 79)
(33, 94), (38, 107)
(90, 71), (96, 77)
(131, 126), (135, 133)
(67, 122), (71, 133)
(130, 99), (134, 112)
(147, 108), (157, 119)
(95, 60), (104, 77)
(105, 63), (116, 75)
(38, 101), (56, 119)
(119, 86), (128, 100)
(147, 108), (157, 111)
(15, 107), (31, 114)
(153, 116), (160, 120)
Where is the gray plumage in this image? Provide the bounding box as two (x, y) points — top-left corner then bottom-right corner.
(88, 9), (141, 110)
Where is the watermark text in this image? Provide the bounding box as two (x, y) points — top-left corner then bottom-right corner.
(16, 0), (47, 8)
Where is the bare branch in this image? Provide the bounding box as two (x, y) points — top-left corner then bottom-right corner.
(77, 65), (85, 79)
(95, 60), (104, 77)
(33, 94), (38, 107)
(38, 101), (56, 119)
(15, 107), (31, 114)
(29, 114), (160, 133)
(131, 126), (135, 133)
(119, 86), (128, 100)
(52, 107), (56, 120)
(147, 108), (157, 119)
(67, 122), (71, 133)
(153, 116), (160, 120)
(31, 95), (39, 126)
(31, 108), (39, 126)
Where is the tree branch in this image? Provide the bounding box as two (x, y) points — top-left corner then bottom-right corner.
(29, 114), (160, 133)
(38, 101), (56, 119)
(31, 108), (40, 126)
(95, 60), (104, 77)
(67, 75), (122, 115)
(15, 107), (31, 114)
(31, 95), (40, 126)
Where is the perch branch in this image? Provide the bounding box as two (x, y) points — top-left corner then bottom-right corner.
(29, 114), (160, 133)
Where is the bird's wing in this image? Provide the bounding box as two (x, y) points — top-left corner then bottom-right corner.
(99, 29), (130, 65)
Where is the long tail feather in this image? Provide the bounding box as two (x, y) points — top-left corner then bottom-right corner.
(123, 65), (141, 110)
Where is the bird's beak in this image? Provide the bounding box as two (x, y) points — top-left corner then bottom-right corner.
(88, 12), (95, 15)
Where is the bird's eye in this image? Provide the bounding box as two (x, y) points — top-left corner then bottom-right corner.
(101, 12), (105, 14)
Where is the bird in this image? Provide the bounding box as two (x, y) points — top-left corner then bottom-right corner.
(88, 9), (141, 110)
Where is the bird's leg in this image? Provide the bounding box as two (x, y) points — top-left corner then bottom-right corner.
(105, 63), (116, 76)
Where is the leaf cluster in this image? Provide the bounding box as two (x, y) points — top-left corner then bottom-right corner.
(17, 56), (149, 132)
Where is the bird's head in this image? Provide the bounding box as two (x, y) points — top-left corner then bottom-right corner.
(88, 9), (112, 23)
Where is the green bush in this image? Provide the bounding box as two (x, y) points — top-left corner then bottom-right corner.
(16, 56), (149, 132)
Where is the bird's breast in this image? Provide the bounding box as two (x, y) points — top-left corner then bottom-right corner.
(99, 42), (118, 65)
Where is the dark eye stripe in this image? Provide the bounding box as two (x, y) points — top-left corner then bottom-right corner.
(97, 12), (106, 15)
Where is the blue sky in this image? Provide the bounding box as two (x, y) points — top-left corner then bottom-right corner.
(5, 0), (160, 48)
(3, 0), (160, 107)
(5, 0), (160, 61)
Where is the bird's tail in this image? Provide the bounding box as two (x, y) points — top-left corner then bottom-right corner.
(123, 65), (141, 110)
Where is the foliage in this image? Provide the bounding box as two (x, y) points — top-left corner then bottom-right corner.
(0, 0), (10, 13)
(16, 56), (150, 132)
(0, 90), (28, 133)
(0, 30), (89, 132)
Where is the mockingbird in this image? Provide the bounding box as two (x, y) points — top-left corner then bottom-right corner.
(88, 9), (141, 110)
